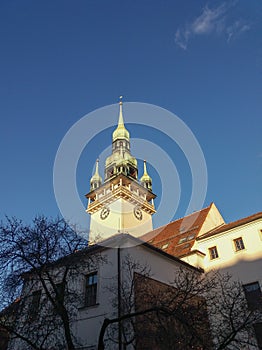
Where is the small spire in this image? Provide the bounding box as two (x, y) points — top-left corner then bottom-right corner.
(90, 159), (102, 190)
(140, 160), (152, 191)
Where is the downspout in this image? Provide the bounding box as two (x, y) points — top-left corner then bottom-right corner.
(117, 246), (122, 350)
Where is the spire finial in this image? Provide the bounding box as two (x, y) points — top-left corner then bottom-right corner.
(95, 159), (99, 174)
(143, 160), (148, 175)
(118, 96), (124, 125)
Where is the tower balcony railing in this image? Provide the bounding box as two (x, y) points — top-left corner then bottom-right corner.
(87, 179), (155, 215)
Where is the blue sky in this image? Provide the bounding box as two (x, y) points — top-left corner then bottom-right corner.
(0, 0), (261, 229)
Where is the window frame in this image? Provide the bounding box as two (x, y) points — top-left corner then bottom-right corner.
(84, 272), (98, 307)
(178, 237), (187, 244)
(208, 246), (219, 260)
(55, 282), (65, 304)
(243, 281), (262, 311)
(178, 233), (196, 245)
(161, 243), (169, 250)
(233, 237), (245, 252)
(253, 322), (262, 349)
(28, 290), (41, 321)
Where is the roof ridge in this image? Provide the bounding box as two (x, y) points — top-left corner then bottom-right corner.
(198, 211), (262, 239)
(147, 203), (212, 234)
(226, 211), (262, 226)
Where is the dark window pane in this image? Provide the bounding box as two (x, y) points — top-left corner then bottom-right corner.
(55, 282), (65, 304)
(243, 282), (262, 310)
(254, 323), (262, 349)
(28, 290), (41, 321)
(85, 272), (98, 307)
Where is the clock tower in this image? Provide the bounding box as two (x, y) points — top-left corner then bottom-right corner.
(86, 99), (156, 243)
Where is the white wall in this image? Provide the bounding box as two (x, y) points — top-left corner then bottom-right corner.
(89, 198), (153, 243)
(73, 238), (199, 349)
(195, 219), (262, 284)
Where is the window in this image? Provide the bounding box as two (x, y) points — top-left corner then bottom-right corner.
(28, 290), (41, 321)
(243, 282), (262, 310)
(178, 234), (195, 245)
(178, 237), (187, 244)
(209, 246), (219, 260)
(254, 323), (262, 349)
(55, 282), (65, 304)
(129, 167), (136, 178)
(233, 237), (245, 251)
(161, 243), (169, 250)
(85, 272), (98, 307)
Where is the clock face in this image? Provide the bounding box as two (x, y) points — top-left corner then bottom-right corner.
(134, 207), (143, 221)
(100, 207), (110, 220)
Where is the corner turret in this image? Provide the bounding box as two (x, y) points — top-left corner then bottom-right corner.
(140, 160), (152, 191)
(90, 159), (102, 191)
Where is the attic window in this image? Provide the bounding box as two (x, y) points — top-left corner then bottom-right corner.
(187, 234), (195, 241)
(178, 237), (187, 244)
(189, 225), (199, 231)
(178, 234), (195, 244)
(161, 243), (169, 250)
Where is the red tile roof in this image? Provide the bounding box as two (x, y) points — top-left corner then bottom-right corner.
(198, 211), (262, 240)
(141, 205), (212, 257)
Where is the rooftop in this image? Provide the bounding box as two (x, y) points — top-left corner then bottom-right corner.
(141, 204), (212, 257)
(198, 211), (262, 240)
